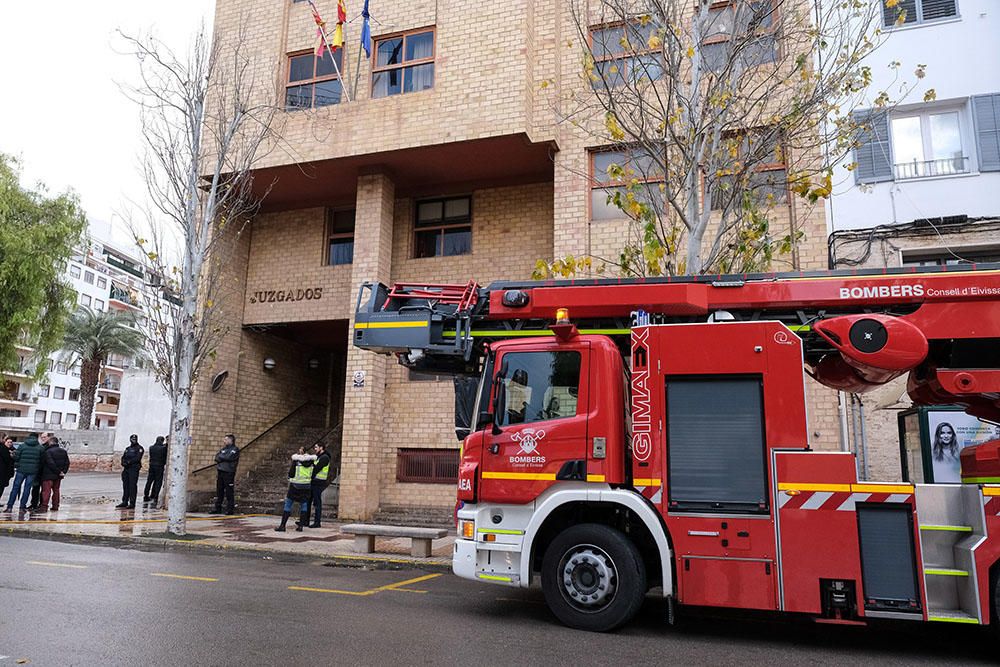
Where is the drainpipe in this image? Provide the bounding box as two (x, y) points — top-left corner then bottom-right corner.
(858, 395), (870, 481)
(838, 391), (850, 452)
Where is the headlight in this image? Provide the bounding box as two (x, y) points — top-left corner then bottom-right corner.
(460, 519), (475, 539)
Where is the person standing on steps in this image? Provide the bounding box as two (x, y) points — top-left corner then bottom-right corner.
(307, 442), (332, 528)
(144, 435), (168, 505)
(213, 434), (240, 515)
(117, 435), (144, 509)
(275, 447), (316, 532)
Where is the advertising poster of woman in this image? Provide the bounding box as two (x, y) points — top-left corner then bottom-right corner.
(927, 411), (1000, 482)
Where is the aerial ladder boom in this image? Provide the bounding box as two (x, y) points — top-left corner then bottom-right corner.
(355, 264), (1000, 422)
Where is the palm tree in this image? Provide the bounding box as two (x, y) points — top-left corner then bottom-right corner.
(63, 307), (145, 429)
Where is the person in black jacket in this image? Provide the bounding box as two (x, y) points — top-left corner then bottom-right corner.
(39, 436), (70, 511)
(144, 435), (168, 505)
(0, 435), (14, 500)
(307, 442), (332, 528)
(28, 431), (52, 510)
(213, 434), (240, 514)
(116, 435), (144, 509)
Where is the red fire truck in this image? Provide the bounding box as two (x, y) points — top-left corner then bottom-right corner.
(354, 265), (1000, 632)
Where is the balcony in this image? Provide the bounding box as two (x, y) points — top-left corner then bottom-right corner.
(104, 253), (144, 279)
(894, 156), (970, 180)
(98, 379), (122, 393)
(0, 392), (35, 406)
(95, 402), (119, 415)
(0, 415), (37, 430)
(109, 284), (140, 310)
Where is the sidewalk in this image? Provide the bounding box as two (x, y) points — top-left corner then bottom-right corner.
(0, 473), (455, 569)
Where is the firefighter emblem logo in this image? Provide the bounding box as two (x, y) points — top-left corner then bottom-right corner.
(513, 428), (546, 454)
(509, 428), (547, 465)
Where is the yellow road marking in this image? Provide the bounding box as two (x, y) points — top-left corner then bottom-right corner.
(290, 573), (442, 597)
(150, 573), (218, 582)
(27, 561), (87, 569)
(289, 585), (373, 596)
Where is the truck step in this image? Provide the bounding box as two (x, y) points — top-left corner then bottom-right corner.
(923, 566), (969, 577)
(926, 609), (979, 624)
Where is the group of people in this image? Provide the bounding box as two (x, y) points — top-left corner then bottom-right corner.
(274, 441), (332, 532)
(116, 434), (168, 509)
(203, 434), (332, 529)
(0, 432), (71, 513)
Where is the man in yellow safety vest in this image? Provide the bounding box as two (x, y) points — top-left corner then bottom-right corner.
(307, 442), (332, 528)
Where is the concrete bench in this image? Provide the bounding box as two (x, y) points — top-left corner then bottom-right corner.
(341, 524), (449, 558)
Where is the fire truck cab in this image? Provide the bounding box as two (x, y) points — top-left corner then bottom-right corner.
(354, 268), (1000, 633)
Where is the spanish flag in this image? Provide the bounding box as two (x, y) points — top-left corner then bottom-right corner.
(332, 0), (347, 51)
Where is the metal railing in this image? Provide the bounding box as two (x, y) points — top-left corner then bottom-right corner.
(894, 156), (969, 180)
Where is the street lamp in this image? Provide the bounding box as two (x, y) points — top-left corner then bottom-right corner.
(263, 357), (276, 371)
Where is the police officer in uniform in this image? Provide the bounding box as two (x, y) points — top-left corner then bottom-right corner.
(213, 434), (240, 514)
(116, 435), (144, 509)
(275, 448), (316, 532)
(144, 435), (168, 505)
(308, 442), (332, 528)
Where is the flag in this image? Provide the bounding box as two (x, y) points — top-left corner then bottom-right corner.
(332, 0), (347, 51)
(360, 0), (372, 58)
(309, 1), (329, 57)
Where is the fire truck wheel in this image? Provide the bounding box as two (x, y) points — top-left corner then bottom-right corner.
(541, 523), (646, 632)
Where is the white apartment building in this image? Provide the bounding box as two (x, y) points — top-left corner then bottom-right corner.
(0, 233), (173, 438)
(828, 0), (1000, 254)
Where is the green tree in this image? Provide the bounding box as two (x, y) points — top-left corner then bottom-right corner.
(62, 308), (144, 429)
(0, 154), (87, 381)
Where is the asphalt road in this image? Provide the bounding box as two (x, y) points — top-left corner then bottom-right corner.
(0, 537), (995, 666)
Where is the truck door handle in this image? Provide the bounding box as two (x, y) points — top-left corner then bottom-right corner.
(489, 443), (500, 455)
(687, 531), (720, 537)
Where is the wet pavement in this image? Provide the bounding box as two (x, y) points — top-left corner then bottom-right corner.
(0, 472), (453, 567)
(1, 537), (997, 666)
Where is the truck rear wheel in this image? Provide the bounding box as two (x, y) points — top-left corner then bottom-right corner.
(541, 523), (646, 632)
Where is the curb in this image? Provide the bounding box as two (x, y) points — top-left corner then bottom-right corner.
(0, 526), (453, 573)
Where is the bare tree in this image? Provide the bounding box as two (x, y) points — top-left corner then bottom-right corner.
(119, 22), (282, 535)
(545, 0), (930, 276)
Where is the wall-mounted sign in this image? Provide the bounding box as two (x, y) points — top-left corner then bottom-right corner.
(352, 370), (366, 388)
(249, 288), (324, 304)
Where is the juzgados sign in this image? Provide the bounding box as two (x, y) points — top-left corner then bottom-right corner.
(249, 287), (324, 304)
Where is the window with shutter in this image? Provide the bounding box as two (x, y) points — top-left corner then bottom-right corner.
(883, 0), (957, 27)
(972, 94), (1000, 172)
(852, 110), (893, 184)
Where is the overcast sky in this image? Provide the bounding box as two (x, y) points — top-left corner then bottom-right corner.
(0, 1), (214, 249)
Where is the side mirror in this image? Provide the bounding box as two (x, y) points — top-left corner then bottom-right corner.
(492, 374), (506, 436)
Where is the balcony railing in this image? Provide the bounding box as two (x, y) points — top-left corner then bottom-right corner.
(104, 254), (144, 278)
(96, 402), (119, 414)
(894, 156), (970, 180)
(109, 284), (136, 306)
(0, 392), (35, 404)
(98, 380), (122, 391)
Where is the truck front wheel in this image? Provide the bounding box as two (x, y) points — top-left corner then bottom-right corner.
(541, 523), (646, 632)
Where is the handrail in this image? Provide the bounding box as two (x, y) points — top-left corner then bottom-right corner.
(191, 400), (321, 474)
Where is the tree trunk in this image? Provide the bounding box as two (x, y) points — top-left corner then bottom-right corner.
(77, 358), (102, 430)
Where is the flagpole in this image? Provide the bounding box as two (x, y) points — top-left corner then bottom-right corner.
(353, 39), (363, 100)
(307, 0), (352, 103)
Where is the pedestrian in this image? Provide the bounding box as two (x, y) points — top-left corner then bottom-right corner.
(0, 435), (14, 501)
(144, 435), (168, 505)
(39, 435), (70, 512)
(213, 434), (240, 515)
(275, 447), (316, 532)
(4, 432), (44, 512)
(307, 442), (332, 528)
(116, 434), (144, 509)
(28, 431), (52, 510)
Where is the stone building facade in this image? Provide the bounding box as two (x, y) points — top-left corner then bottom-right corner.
(191, 0), (834, 519)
